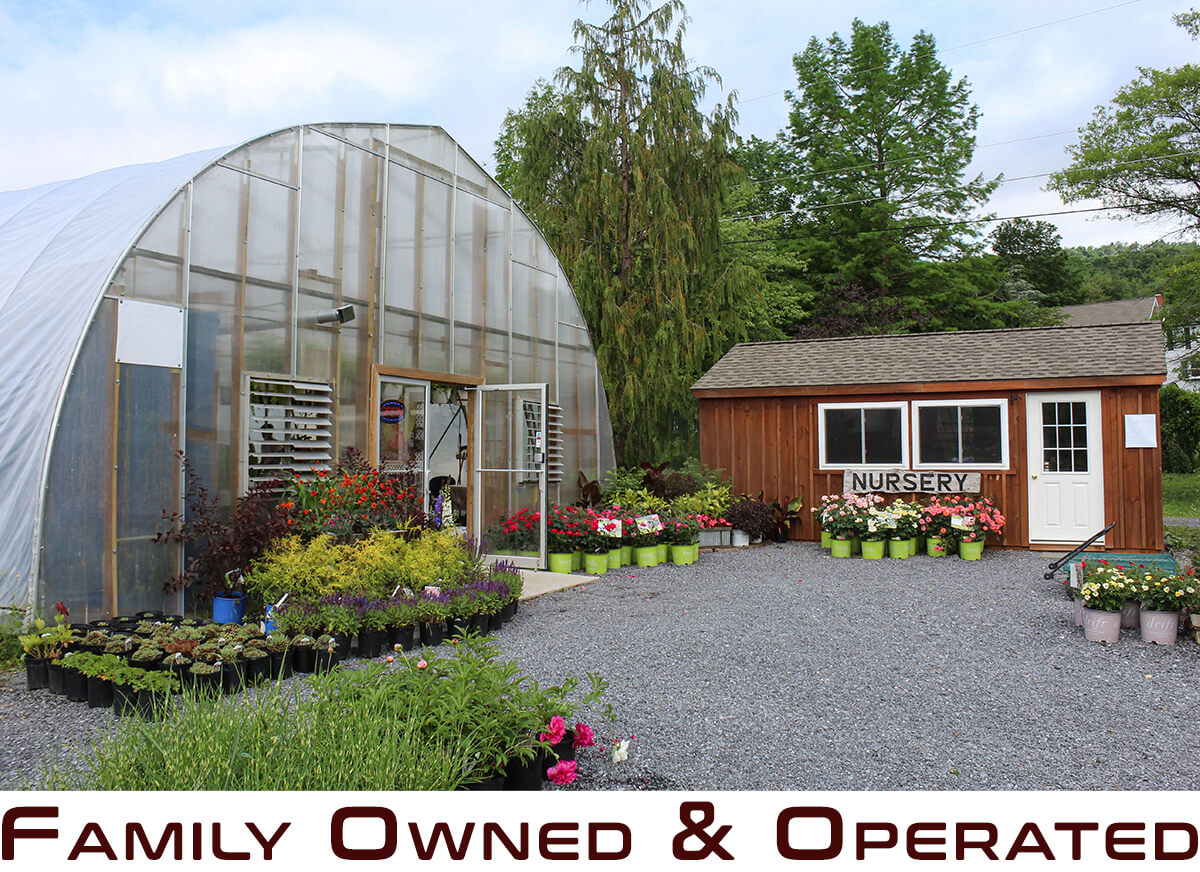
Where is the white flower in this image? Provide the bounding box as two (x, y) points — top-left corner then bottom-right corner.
(612, 739), (630, 763)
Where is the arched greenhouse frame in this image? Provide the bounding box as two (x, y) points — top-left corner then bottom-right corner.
(0, 123), (615, 619)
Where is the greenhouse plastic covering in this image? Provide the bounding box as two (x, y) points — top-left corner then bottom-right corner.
(0, 147), (225, 608)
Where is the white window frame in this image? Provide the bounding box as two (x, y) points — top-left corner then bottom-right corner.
(912, 399), (1010, 470)
(817, 401), (909, 470)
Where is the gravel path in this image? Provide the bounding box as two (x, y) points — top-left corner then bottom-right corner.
(4, 543), (1199, 791)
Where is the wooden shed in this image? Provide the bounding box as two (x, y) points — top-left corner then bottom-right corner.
(692, 322), (1167, 551)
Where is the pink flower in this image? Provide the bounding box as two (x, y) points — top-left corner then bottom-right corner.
(546, 760), (577, 786)
(539, 715), (567, 745)
(573, 722), (595, 748)
(417, 659), (427, 669)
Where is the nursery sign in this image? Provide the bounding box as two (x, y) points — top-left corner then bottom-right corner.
(843, 469), (981, 494)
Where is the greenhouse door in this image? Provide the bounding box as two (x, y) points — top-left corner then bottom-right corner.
(473, 384), (547, 569)
(375, 376), (431, 511)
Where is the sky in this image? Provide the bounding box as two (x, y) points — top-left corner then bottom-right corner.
(0, 0), (1194, 249)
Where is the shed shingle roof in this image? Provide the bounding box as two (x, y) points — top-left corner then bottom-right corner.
(692, 322), (1166, 392)
(1059, 295), (1160, 327)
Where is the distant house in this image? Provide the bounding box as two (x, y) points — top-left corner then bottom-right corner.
(692, 322), (1166, 552)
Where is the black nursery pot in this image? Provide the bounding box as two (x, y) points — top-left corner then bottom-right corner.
(549, 731), (576, 767)
(313, 648), (336, 674)
(388, 625), (415, 652)
(357, 629), (387, 659)
(64, 668), (88, 702)
(446, 616), (471, 641)
(501, 602), (516, 623)
(330, 634), (352, 660)
(191, 671), (221, 696)
(46, 661), (65, 695)
(420, 621), (444, 647)
(243, 656), (270, 686)
(488, 612), (503, 633)
(220, 661), (245, 695)
(24, 658), (48, 691)
(472, 613), (491, 636)
(113, 682), (135, 716)
(268, 649), (294, 680)
(503, 753), (547, 791)
(458, 774), (506, 791)
(86, 676), (114, 709)
(291, 646), (315, 674)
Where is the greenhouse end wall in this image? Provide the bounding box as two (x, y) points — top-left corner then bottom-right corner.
(14, 123), (615, 617)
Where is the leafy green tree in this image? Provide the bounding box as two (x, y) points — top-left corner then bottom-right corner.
(733, 19), (1008, 333)
(989, 218), (1082, 306)
(1161, 383), (1200, 473)
(1048, 9), (1200, 233)
(494, 0), (761, 465)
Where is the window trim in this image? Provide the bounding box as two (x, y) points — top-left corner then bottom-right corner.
(817, 401), (909, 470)
(912, 398), (1010, 470)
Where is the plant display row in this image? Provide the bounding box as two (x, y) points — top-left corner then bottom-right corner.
(1068, 561), (1200, 646)
(34, 638), (616, 791)
(815, 492), (1006, 555)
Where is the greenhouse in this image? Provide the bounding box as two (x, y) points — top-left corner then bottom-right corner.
(0, 123), (615, 619)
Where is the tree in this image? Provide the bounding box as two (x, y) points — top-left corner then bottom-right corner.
(1047, 9), (1200, 234)
(494, 0), (761, 465)
(989, 218), (1082, 306)
(733, 19), (1007, 333)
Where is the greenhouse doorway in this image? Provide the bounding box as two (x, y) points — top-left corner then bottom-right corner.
(473, 384), (548, 569)
(371, 368), (477, 534)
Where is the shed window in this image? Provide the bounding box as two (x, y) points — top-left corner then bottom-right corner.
(818, 403), (907, 468)
(914, 400), (1008, 468)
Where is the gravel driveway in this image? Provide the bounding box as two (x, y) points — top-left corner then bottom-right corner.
(3, 543), (1198, 791)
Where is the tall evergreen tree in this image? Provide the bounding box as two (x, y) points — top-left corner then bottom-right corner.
(734, 20), (1025, 333)
(495, 0), (760, 465)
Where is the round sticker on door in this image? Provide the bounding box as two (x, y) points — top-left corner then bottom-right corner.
(380, 399), (405, 423)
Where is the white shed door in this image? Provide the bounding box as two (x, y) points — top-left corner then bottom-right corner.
(1026, 391), (1105, 544)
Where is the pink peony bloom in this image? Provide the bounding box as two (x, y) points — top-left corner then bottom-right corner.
(539, 715), (567, 745)
(546, 760), (577, 786)
(417, 659), (427, 669)
(573, 722), (595, 748)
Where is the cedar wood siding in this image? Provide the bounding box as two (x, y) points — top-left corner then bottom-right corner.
(697, 384), (1163, 552)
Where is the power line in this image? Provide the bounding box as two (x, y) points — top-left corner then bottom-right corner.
(737, 129), (1079, 188)
(722, 200), (1200, 246)
(736, 0), (1143, 105)
(723, 148), (1200, 223)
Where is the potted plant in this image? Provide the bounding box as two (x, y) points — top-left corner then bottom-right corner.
(19, 605), (73, 691)
(381, 595), (419, 651)
(186, 660), (221, 695)
(769, 496), (804, 543)
(1132, 568), (1197, 645)
(263, 633), (294, 679)
(546, 507), (579, 573)
(1078, 564), (1135, 643)
(726, 498), (773, 548)
(664, 515), (700, 565)
(357, 598), (390, 658)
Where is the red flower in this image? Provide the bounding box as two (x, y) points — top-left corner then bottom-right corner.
(54, 601), (69, 617)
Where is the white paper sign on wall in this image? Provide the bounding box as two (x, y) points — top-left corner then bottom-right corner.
(1123, 414), (1158, 449)
(115, 299), (185, 368)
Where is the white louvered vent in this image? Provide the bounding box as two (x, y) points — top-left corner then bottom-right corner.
(520, 399), (563, 485)
(244, 375), (334, 491)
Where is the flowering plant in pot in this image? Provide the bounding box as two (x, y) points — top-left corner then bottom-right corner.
(725, 498), (773, 544)
(1078, 564), (1135, 643)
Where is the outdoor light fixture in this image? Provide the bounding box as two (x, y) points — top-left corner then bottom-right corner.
(312, 304), (356, 325)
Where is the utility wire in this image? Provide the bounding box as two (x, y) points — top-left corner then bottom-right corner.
(722, 200), (1200, 245)
(738, 130), (1078, 187)
(723, 148), (1200, 223)
(737, 0), (1144, 105)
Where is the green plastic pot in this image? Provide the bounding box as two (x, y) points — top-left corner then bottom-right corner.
(620, 545), (633, 566)
(655, 543), (668, 563)
(927, 536), (947, 557)
(548, 552), (573, 574)
(669, 544), (694, 565)
(959, 540), (984, 561)
(607, 548), (621, 569)
(888, 539), (909, 559)
(831, 537), (853, 558)
(634, 546), (658, 567)
(861, 539), (886, 559)
(583, 552), (609, 575)
(571, 550), (583, 570)
(820, 530), (832, 549)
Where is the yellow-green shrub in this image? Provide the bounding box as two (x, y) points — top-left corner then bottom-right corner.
(395, 529), (473, 590)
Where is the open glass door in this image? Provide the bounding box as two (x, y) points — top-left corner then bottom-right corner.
(474, 383), (547, 568)
(377, 376), (429, 506)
